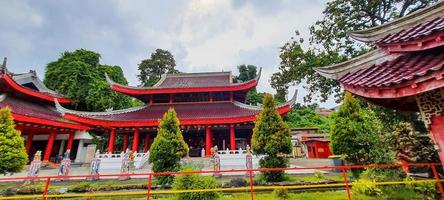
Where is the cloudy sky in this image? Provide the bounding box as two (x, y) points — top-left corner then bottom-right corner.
(0, 0), (337, 108)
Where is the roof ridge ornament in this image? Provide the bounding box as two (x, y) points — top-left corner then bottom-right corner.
(1, 57), (7, 74)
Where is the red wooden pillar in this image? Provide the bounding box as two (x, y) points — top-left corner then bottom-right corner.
(230, 125), (236, 150)
(229, 91), (233, 102)
(123, 133), (129, 151)
(169, 94), (173, 104)
(209, 92), (213, 102)
(25, 133), (33, 154)
(205, 126), (212, 157)
(132, 128), (140, 152)
(66, 132), (74, 150)
(431, 116), (444, 167)
(43, 130), (57, 161)
(149, 95), (153, 105)
(108, 128), (116, 153)
(144, 133), (151, 152)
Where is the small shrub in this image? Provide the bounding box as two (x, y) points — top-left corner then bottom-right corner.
(172, 168), (219, 200)
(16, 185), (43, 194)
(351, 179), (382, 196)
(314, 170), (325, 180)
(224, 178), (247, 188)
(259, 156), (288, 182)
(360, 168), (404, 182)
(272, 188), (289, 200)
(405, 176), (437, 199)
(68, 182), (93, 192)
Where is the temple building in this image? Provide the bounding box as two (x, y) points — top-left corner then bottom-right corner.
(55, 68), (296, 157)
(0, 59), (91, 163)
(315, 1), (444, 165)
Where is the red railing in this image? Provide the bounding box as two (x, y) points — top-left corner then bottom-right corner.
(0, 163), (443, 200)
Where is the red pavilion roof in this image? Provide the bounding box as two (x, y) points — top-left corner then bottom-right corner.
(56, 90), (297, 127)
(0, 94), (89, 130)
(105, 68), (261, 96)
(0, 59), (71, 104)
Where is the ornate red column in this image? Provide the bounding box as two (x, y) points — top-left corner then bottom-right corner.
(431, 116), (444, 164)
(66, 132), (74, 150)
(108, 128), (116, 153)
(205, 126), (212, 157)
(144, 133), (151, 152)
(25, 133), (33, 154)
(123, 133), (129, 151)
(230, 125), (236, 150)
(132, 128), (140, 152)
(43, 130), (57, 161)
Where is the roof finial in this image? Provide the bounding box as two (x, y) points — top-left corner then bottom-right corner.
(2, 57), (6, 68)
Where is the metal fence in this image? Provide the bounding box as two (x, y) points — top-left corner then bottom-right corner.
(0, 163), (443, 200)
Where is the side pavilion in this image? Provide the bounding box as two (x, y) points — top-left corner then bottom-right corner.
(316, 1), (444, 165)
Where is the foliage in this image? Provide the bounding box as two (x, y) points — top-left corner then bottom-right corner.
(172, 167), (219, 200)
(44, 49), (135, 111)
(360, 167), (405, 182)
(272, 188), (289, 200)
(405, 176), (437, 199)
(149, 108), (188, 186)
(245, 90), (264, 106)
(222, 178), (247, 188)
(329, 93), (390, 167)
(0, 108), (27, 175)
(386, 122), (439, 163)
(365, 104), (426, 133)
(351, 179), (382, 196)
(138, 49), (179, 87)
(314, 170), (325, 180)
(284, 103), (330, 132)
(251, 94), (292, 182)
(233, 64), (257, 83)
(271, 0), (436, 103)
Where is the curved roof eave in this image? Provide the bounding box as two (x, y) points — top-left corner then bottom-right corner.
(104, 68), (262, 95)
(54, 89), (296, 127)
(348, 1), (444, 43)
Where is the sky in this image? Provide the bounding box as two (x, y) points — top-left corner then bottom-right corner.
(0, 0), (338, 108)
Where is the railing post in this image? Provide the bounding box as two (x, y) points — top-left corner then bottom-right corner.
(341, 167), (351, 200)
(431, 165), (444, 200)
(147, 174), (153, 200)
(249, 169), (254, 200)
(42, 177), (51, 200)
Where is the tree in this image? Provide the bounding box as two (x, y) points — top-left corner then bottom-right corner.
(251, 94), (292, 182)
(386, 122), (438, 164)
(271, 0), (436, 103)
(284, 103), (330, 133)
(329, 93), (386, 166)
(44, 49), (135, 111)
(138, 49), (179, 87)
(149, 108), (188, 185)
(0, 107), (27, 175)
(233, 64), (257, 83)
(233, 64), (264, 105)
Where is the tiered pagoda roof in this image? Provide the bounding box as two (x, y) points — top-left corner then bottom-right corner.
(315, 1), (444, 111)
(105, 68), (261, 97)
(55, 91), (297, 127)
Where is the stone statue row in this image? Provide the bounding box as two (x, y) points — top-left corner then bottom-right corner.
(26, 148), (136, 182)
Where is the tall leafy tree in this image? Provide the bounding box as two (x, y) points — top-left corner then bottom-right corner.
(284, 103), (330, 133)
(251, 94), (292, 182)
(233, 64), (264, 105)
(271, 0), (436, 102)
(44, 49), (135, 111)
(149, 108), (188, 185)
(0, 108), (27, 175)
(138, 49), (179, 87)
(329, 93), (386, 166)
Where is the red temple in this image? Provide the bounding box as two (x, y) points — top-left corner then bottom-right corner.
(0, 59), (90, 162)
(316, 1), (444, 165)
(54, 68), (297, 157)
